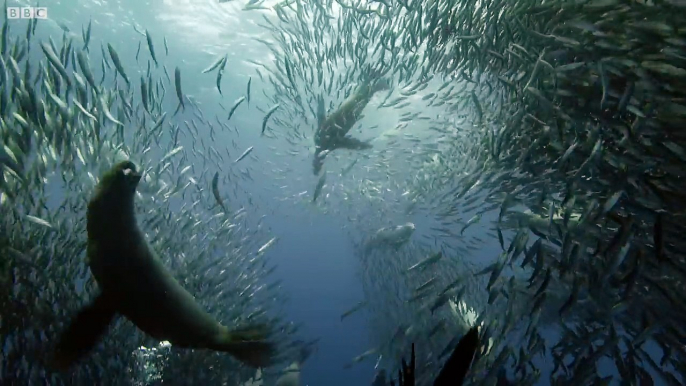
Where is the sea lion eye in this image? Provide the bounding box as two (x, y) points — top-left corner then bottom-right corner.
(119, 161), (137, 175)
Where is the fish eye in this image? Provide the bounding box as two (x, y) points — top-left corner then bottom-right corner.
(122, 167), (134, 176)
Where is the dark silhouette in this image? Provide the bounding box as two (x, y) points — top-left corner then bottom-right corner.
(384, 326), (480, 386)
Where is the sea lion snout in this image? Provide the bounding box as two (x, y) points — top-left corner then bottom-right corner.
(115, 160), (142, 189)
(122, 167), (142, 185)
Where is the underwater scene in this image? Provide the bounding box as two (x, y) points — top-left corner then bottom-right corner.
(0, 0), (685, 385)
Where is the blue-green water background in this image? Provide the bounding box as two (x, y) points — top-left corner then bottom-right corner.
(11, 0), (671, 384)
(18, 0), (381, 384)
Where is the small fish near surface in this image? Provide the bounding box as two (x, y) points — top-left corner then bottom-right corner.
(202, 54), (227, 74)
(340, 300), (367, 321)
(228, 96), (246, 121)
(235, 146), (254, 163)
(145, 29), (158, 67)
(173, 66), (185, 116)
(460, 214), (481, 235)
(261, 104), (279, 135)
(216, 55), (228, 95)
(211, 171), (228, 213)
(406, 252), (442, 273)
(246, 77), (252, 106)
(106, 43), (129, 85)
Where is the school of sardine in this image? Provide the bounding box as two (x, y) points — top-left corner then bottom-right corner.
(0, 6), (307, 385)
(1, 0), (685, 385)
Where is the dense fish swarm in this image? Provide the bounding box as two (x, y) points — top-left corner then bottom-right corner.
(1, 0), (686, 384)
(253, 0), (686, 384)
(0, 9), (305, 385)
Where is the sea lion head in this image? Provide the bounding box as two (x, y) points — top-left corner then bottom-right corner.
(94, 160), (142, 202)
(106, 160), (141, 191)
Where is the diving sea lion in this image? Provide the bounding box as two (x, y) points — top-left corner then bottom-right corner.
(312, 75), (389, 175)
(52, 160), (274, 370)
(274, 340), (317, 386)
(364, 222), (416, 254)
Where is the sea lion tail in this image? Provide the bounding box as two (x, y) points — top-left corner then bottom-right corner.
(312, 150), (326, 175)
(218, 324), (276, 368)
(372, 77), (390, 93)
(51, 292), (117, 370)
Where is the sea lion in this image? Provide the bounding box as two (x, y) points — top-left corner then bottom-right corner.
(364, 222), (416, 254)
(312, 74), (389, 175)
(274, 340), (317, 386)
(52, 160), (274, 370)
(240, 369), (263, 386)
(371, 369), (388, 386)
(274, 362), (301, 386)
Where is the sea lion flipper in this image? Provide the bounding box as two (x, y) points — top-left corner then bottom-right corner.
(52, 292), (117, 370)
(336, 136), (373, 151)
(216, 324), (276, 368)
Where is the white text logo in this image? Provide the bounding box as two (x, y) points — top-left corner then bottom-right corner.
(7, 7), (48, 19)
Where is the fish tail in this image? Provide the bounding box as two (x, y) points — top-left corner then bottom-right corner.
(216, 324), (275, 368)
(173, 102), (183, 117)
(51, 292), (117, 370)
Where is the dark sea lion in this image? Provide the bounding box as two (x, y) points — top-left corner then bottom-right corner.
(312, 74), (389, 175)
(274, 339), (317, 386)
(52, 160), (274, 370)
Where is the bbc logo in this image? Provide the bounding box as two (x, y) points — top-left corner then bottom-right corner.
(7, 7), (48, 19)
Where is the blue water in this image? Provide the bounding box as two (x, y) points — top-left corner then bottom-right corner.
(8, 0), (671, 384)
(273, 217), (374, 385)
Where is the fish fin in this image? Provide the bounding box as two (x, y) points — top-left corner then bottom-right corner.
(336, 135), (373, 151)
(217, 324), (276, 368)
(297, 343), (316, 365)
(51, 291), (117, 370)
(317, 94), (326, 128)
(434, 326), (479, 385)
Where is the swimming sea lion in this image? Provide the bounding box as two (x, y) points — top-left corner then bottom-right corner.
(364, 222), (416, 254)
(274, 361), (301, 386)
(240, 369), (263, 386)
(52, 160), (274, 370)
(312, 74), (389, 175)
(274, 340), (317, 386)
